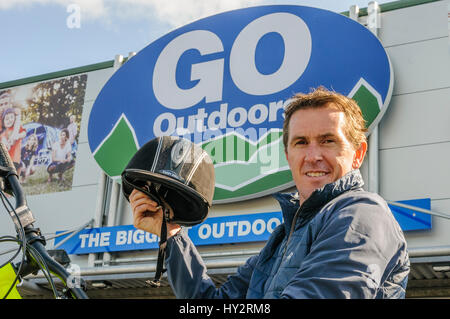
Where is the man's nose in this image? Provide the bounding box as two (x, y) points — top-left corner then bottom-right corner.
(304, 143), (323, 163)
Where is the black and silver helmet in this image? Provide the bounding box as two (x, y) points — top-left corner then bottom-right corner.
(121, 136), (215, 226)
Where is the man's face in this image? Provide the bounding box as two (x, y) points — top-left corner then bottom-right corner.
(285, 105), (367, 204)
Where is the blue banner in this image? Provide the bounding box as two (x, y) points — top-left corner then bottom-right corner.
(389, 198), (431, 232)
(55, 212), (283, 255)
(55, 199), (431, 255)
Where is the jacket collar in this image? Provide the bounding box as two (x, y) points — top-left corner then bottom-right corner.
(272, 169), (364, 233)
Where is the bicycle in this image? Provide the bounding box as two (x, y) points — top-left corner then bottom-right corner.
(0, 142), (88, 299)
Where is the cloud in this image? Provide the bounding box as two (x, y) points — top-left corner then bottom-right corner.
(0, 0), (265, 26)
(0, 0), (106, 20)
(130, 0), (264, 27)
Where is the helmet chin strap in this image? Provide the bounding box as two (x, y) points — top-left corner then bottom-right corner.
(145, 183), (170, 288)
(146, 204), (169, 288)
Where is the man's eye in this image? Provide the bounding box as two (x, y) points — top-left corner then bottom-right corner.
(323, 139), (335, 144)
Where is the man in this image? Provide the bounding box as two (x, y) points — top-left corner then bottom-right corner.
(129, 87), (410, 298)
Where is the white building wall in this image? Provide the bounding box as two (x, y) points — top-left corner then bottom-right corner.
(376, 0), (450, 250)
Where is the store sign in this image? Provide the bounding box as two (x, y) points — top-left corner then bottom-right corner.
(390, 198), (432, 232)
(55, 199), (430, 255)
(55, 212), (283, 254)
(88, 5), (393, 203)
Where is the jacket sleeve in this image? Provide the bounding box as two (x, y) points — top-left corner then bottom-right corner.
(165, 229), (258, 299)
(280, 195), (408, 299)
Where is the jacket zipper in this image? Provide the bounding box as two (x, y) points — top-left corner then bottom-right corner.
(282, 206), (302, 256)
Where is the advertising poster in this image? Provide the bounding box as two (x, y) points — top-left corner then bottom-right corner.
(0, 74), (87, 195)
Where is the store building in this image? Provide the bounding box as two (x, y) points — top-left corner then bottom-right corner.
(0, 0), (449, 298)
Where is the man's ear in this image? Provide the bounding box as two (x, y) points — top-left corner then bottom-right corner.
(352, 141), (367, 169)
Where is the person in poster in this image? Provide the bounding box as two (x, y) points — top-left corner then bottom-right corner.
(0, 107), (26, 173)
(47, 128), (75, 183)
(67, 114), (78, 149)
(20, 133), (38, 183)
(0, 91), (12, 115)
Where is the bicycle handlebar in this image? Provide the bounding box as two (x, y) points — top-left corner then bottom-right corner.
(0, 142), (88, 299)
(24, 238), (88, 299)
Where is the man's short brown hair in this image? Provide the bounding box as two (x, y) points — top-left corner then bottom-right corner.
(283, 87), (367, 150)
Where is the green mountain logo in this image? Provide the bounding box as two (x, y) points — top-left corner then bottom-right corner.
(201, 130), (283, 164)
(93, 114), (139, 179)
(348, 78), (383, 131)
(201, 129), (293, 203)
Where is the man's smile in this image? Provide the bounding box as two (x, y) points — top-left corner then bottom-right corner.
(305, 171), (329, 178)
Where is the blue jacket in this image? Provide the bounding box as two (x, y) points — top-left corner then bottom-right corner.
(165, 170), (410, 298)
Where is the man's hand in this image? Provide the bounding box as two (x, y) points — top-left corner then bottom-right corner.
(129, 189), (181, 238)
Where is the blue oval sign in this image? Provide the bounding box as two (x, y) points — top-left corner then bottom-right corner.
(88, 5), (393, 203)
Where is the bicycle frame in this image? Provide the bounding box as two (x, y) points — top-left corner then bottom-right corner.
(0, 143), (88, 299)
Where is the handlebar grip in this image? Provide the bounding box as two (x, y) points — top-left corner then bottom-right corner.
(0, 142), (17, 175)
